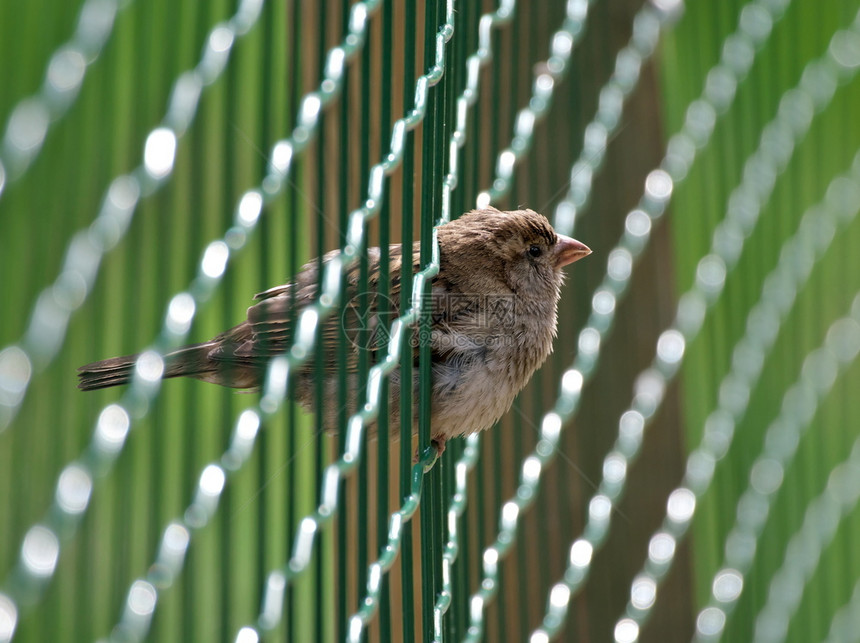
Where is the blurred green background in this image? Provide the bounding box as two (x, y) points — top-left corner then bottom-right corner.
(1, 0), (859, 641)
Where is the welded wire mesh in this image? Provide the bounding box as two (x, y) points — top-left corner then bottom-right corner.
(2, 1), (860, 642)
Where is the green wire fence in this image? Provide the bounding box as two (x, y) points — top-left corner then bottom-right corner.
(2, 0), (860, 642)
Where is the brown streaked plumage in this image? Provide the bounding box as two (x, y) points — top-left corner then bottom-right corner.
(78, 208), (591, 452)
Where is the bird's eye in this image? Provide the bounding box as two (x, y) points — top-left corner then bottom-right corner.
(528, 244), (542, 258)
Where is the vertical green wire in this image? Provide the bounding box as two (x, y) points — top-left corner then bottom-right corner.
(510, 5), (540, 641)
(286, 0), (303, 639)
(185, 3), (217, 637)
(75, 5), (140, 639)
(554, 0), (581, 597)
(446, 0), (470, 635)
(257, 0), (276, 638)
(61, 3), (98, 628)
(336, 1), (351, 638)
(418, 0), (440, 638)
(491, 427), (506, 638)
(150, 0), (186, 632)
(206, 0), (231, 636)
(442, 440), (458, 640)
(117, 0), (151, 631)
(259, 0), (291, 639)
(508, 4), (529, 639)
(377, 0), (394, 639)
(221, 6), (239, 633)
(490, 8), (506, 639)
(530, 4), (553, 627)
(476, 47), (500, 631)
(490, 8), (510, 635)
(314, 0), (329, 639)
(552, 0), (576, 613)
(463, 1), (484, 633)
(76, 56), (101, 633)
(399, 2), (417, 640)
(357, 8), (372, 636)
(440, 3), (459, 637)
(434, 0), (452, 635)
(453, 8), (471, 615)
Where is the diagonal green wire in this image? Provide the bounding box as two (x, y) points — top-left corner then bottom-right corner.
(419, 0), (604, 638)
(341, 1), (517, 640)
(552, 0), (684, 234)
(529, 10), (860, 643)
(609, 151), (860, 642)
(475, 0), (600, 209)
(0, 0), (387, 635)
(58, 1), (454, 643)
(78, 2), (462, 641)
(455, 0), (692, 639)
(751, 410), (860, 643)
(0, 0), (265, 433)
(822, 573), (860, 643)
(469, 0), (834, 638)
(235, 6), (457, 641)
(346, 1), (604, 630)
(0, 0), (134, 200)
(537, 16), (860, 641)
(691, 292), (860, 643)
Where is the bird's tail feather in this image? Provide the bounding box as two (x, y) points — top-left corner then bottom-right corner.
(77, 343), (215, 391)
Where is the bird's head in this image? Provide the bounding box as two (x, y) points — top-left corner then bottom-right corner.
(437, 207), (591, 301)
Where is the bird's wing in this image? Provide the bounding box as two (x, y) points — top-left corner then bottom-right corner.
(223, 244), (422, 373)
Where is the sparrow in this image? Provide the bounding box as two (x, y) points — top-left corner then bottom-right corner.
(78, 207), (591, 453)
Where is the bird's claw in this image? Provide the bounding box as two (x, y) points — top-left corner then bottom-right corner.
(414, 438), (446, 472)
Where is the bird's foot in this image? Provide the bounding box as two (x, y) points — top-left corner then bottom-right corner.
(414, 437), (447, 472)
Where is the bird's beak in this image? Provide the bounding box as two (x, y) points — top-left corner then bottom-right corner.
(554, 234), (591, 268)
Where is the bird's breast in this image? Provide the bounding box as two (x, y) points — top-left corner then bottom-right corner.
(428, 311), (556, 440)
